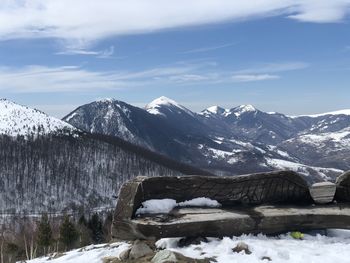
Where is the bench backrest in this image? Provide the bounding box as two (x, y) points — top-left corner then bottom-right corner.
(113, 171), (312, 223)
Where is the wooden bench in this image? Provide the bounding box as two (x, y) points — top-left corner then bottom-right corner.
(111, 170), (350, 240)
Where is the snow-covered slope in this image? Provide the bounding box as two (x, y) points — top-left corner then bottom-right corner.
(0, 99), (75, 136)
(297, 109), (350, 118)
(27, 231), (350, 263)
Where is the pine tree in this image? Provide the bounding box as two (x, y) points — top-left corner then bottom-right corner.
(59, 215), (78, 251)
(77, 215), (92, 247)
(37, 213), (52, 255)
(88, 213), (104, 244)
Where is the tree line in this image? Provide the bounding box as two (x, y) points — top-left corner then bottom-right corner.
(0, 212), (112, 263)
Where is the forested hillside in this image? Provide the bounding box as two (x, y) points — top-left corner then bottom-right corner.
(0, 132), (209, 215)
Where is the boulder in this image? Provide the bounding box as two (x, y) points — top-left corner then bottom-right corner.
(232, 242), (252, 254)
(310, 182), (336, 204)
(129, 240), (154, 260)
(119, 248), (131, 261)
(151, 250), (211, 263)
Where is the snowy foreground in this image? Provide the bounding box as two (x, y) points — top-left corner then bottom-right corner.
(25, 230), (350, 263)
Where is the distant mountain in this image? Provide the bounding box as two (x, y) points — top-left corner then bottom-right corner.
(0, 98), (75, 136)
(65, 96), (350, 182)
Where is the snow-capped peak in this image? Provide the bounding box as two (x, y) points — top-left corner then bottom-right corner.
(229, 104), (257, 117)
(0, 99), (75, 137)
(147, 96), (181, 108)
(96, 98), (116, 103)
(206, 106), (226, 114)
(145, 96), (193, 116)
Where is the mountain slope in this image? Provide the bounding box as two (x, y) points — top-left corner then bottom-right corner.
(0, 98), (75, 136)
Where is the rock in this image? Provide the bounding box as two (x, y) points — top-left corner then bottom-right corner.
(119, 248), (131, 261)
(232, 242), (252, 254)
(261, 256), (272, 261)
(151, 250), (177, 263)
(309, 182), (336, 204)
(178, 236), (208, 247)
(129, 240), (154, 260)
(151, 250), (211, 263)
(102, 256), (121, 263)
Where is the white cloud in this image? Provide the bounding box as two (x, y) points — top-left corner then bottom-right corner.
(232, 74), (280, 82)
(288, 0), (350, 23)
(56, 46), (115, 58)
(180, 42), (237, 54)
(0, 1), (349, 48)
(233, 62), (309, 74)
(0, 60), (308, 93)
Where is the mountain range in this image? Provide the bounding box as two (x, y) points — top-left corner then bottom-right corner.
(64, 96), (350, 182)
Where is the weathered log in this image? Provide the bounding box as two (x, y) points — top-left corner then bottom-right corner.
(336, 171), (350, 202)
(111, 171), (313, 240)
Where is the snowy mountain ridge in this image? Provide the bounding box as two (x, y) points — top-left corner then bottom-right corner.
(0, 99), (75, 136)
(64, 96), (350, 182)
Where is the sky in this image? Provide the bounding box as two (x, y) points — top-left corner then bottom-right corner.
(0, 0), (350, 118)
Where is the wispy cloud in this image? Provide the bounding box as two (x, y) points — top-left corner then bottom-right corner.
(233, 62), (309, 74)
(0, 60), (308, 93)
(56, 46), (116, 58)
(0, 1), (349, 48)
(230, 61), (308, 82)
(180, 42), (237, 54)
(232, 74), (280, 82)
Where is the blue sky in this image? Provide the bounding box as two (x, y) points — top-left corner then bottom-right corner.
(0, 1), (349, 117)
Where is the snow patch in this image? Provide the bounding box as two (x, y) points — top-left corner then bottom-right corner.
(178, 197), (221, 208)
(136, 198), (221, 215)
(135, 199), (177, 215)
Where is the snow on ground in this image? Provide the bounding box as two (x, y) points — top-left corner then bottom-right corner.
(25, 242), (130, 263)
(135, 198), (221, 215)
(25, 231), (350, 263)
(157, 231), (350, 263)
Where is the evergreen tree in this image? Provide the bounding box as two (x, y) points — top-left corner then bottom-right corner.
(88, 213), (104, 244)
(37, 214), (52, 255)
(77, 215), (92, 247)
(59, 215), (78, 251)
